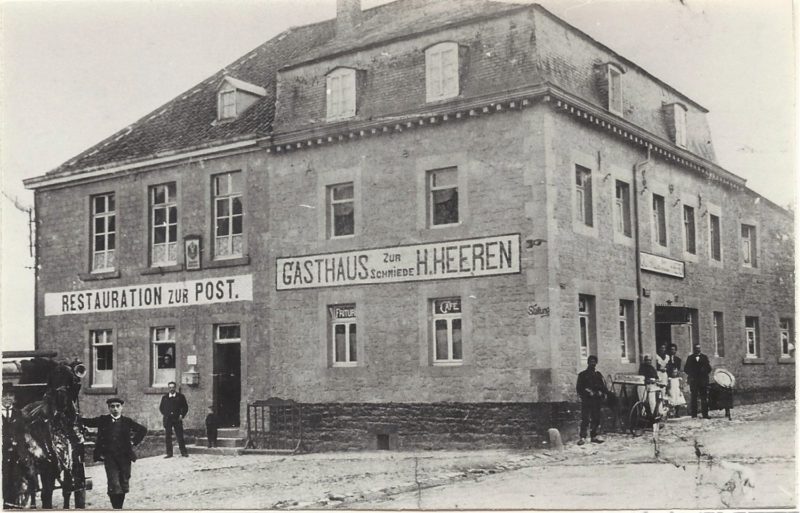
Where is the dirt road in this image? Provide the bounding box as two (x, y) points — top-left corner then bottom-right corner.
(83, 399), (795, 509)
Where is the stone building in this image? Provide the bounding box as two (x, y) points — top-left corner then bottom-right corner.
(23, 0), (794, 449)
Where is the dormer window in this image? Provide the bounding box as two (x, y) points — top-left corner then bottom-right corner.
(426, 42), (459, 102)
(594, 62), (624, 116)
(673, 103), (687, 148)
(216, 76), (266, 122)
(662, 102), (688, 148)
(219, 89), (237, 119)
(326, 67), (356, 120)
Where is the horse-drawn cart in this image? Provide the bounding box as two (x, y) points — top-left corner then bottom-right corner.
(2, 350), (91, 509)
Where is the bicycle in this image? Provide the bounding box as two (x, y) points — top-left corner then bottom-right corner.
(628, 380), (670, 437)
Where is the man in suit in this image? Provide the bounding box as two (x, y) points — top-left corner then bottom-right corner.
(684, 343), (712, 418)
(80, 398), (147, 509)
(575, 355), (608, 445)
(159, 381), (189, 458)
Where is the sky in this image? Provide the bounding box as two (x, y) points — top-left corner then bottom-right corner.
(0, 0), (795, 352)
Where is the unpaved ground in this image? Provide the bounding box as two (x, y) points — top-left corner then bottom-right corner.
(83, 400), (795, 510)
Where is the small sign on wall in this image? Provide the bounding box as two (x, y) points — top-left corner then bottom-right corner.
(185, 236), (201, 270)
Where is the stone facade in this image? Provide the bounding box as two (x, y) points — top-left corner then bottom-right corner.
(25, 1), (794, 448)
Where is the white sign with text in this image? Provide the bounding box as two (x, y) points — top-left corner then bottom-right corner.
(45, 274), (253, 316)
(277, 234), (520, 290)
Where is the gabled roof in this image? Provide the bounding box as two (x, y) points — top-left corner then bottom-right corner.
(27, 0), (720, 188)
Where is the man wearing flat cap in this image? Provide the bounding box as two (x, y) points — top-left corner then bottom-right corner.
(81, 398), (147, 509)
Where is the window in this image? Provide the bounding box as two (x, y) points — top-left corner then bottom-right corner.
(673, 104), (687, 148)
(713, 312), (725, 357)
(329, 304), (357, 366)
(425, 42), (459, 102)
(428, 168), (459, 226)
(741, 224), (757, 267)
(219, 89), (236, 119)
(150, 183), (177, 266)
(328, 183), (354, 237)
(619, 300), (635, 363)
(214, 172), (243, 259)
(151, 327), (176, 386)
(780, 318), (794, 358)
(614, 180), (631, 237)
(432, 298), (462, 364)
(745, 316), (760, 358)
(652, 194), (667, 247)
(683, 205), (696, 254)
(215, 324), (241, 342)
(607, 65), (623, 115)
(326, 68), (356, 120)
(709, 214), (722, 261)
(91, 193), (116, 272)
(578, 295), (596, 359)
(686, 309), (699, 348)
(90, 329), (113, 387)
(575, 165), (593, 227)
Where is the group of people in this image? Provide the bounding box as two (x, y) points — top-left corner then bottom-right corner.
(576, 343), (714, 446)
(80, 382), (221, 509)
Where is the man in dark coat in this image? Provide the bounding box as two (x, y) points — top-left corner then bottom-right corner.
(575, 355), (608, 445)
(80, 398), (147, 509)
(684, 343), (712, 418)
(158, 381), (189, 458)
(638, 355), (659, 382)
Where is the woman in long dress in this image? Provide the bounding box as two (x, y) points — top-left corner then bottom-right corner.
(655, 344), (669, 385)
(665, 343), (686, 416)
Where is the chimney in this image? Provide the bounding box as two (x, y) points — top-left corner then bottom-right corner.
(336, 0), (362, 36)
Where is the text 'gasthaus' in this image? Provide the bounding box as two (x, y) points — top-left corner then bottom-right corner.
(277, 234), (520, 290)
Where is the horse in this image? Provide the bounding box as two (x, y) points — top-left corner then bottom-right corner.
(2, 358), (88, 509)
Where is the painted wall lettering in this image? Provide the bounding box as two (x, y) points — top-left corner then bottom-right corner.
(44, 274), (253, 316)
(277, 234), (520, 290)
(527, 304), (550, 317)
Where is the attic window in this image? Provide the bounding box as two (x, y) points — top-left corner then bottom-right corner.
(216, 76), (267, 122)
(662, 102), (688, 148)
(594, 63), (624, 116)
(219, 89), (237, 119)
(326, 68), (357, 120)
(426, 42), (459, 102)
(673, 103), (687, 148)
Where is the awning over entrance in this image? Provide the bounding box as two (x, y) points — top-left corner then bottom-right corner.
(655, 305), (689, 324)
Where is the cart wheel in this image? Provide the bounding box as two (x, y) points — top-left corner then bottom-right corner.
(629, 402), (647, 437)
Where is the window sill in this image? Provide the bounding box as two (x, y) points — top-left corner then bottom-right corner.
(79, 270), (121, 281)
(84, 387), (117, 395)
(141, 264), (183, 275)
(143, 387), (171, 394)
(740, 265), (761, 275)
(778, 357), (795, 364)
(206, 256), (250, 269)
(742, 357), (765, 365)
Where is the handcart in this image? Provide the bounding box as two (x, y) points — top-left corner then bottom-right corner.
(707, 368), (734, 420)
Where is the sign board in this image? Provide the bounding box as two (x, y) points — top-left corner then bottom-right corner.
(277, 234), (520, 290)
(184, 236), (201, 270)
(45, 274), (253, 316)
(640, 252), (685, 278)
(329, 304), (356, 320)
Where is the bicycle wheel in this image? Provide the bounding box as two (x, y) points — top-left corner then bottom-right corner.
(629, 401), (648, 437)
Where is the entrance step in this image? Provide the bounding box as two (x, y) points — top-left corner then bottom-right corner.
(188, 446), (244, 456)
(217, 427), (242, 438)
(194, 436), (246, 448)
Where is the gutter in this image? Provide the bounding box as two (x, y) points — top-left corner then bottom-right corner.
(633, 147), (651, 362)
(24, 138), (263, 190)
